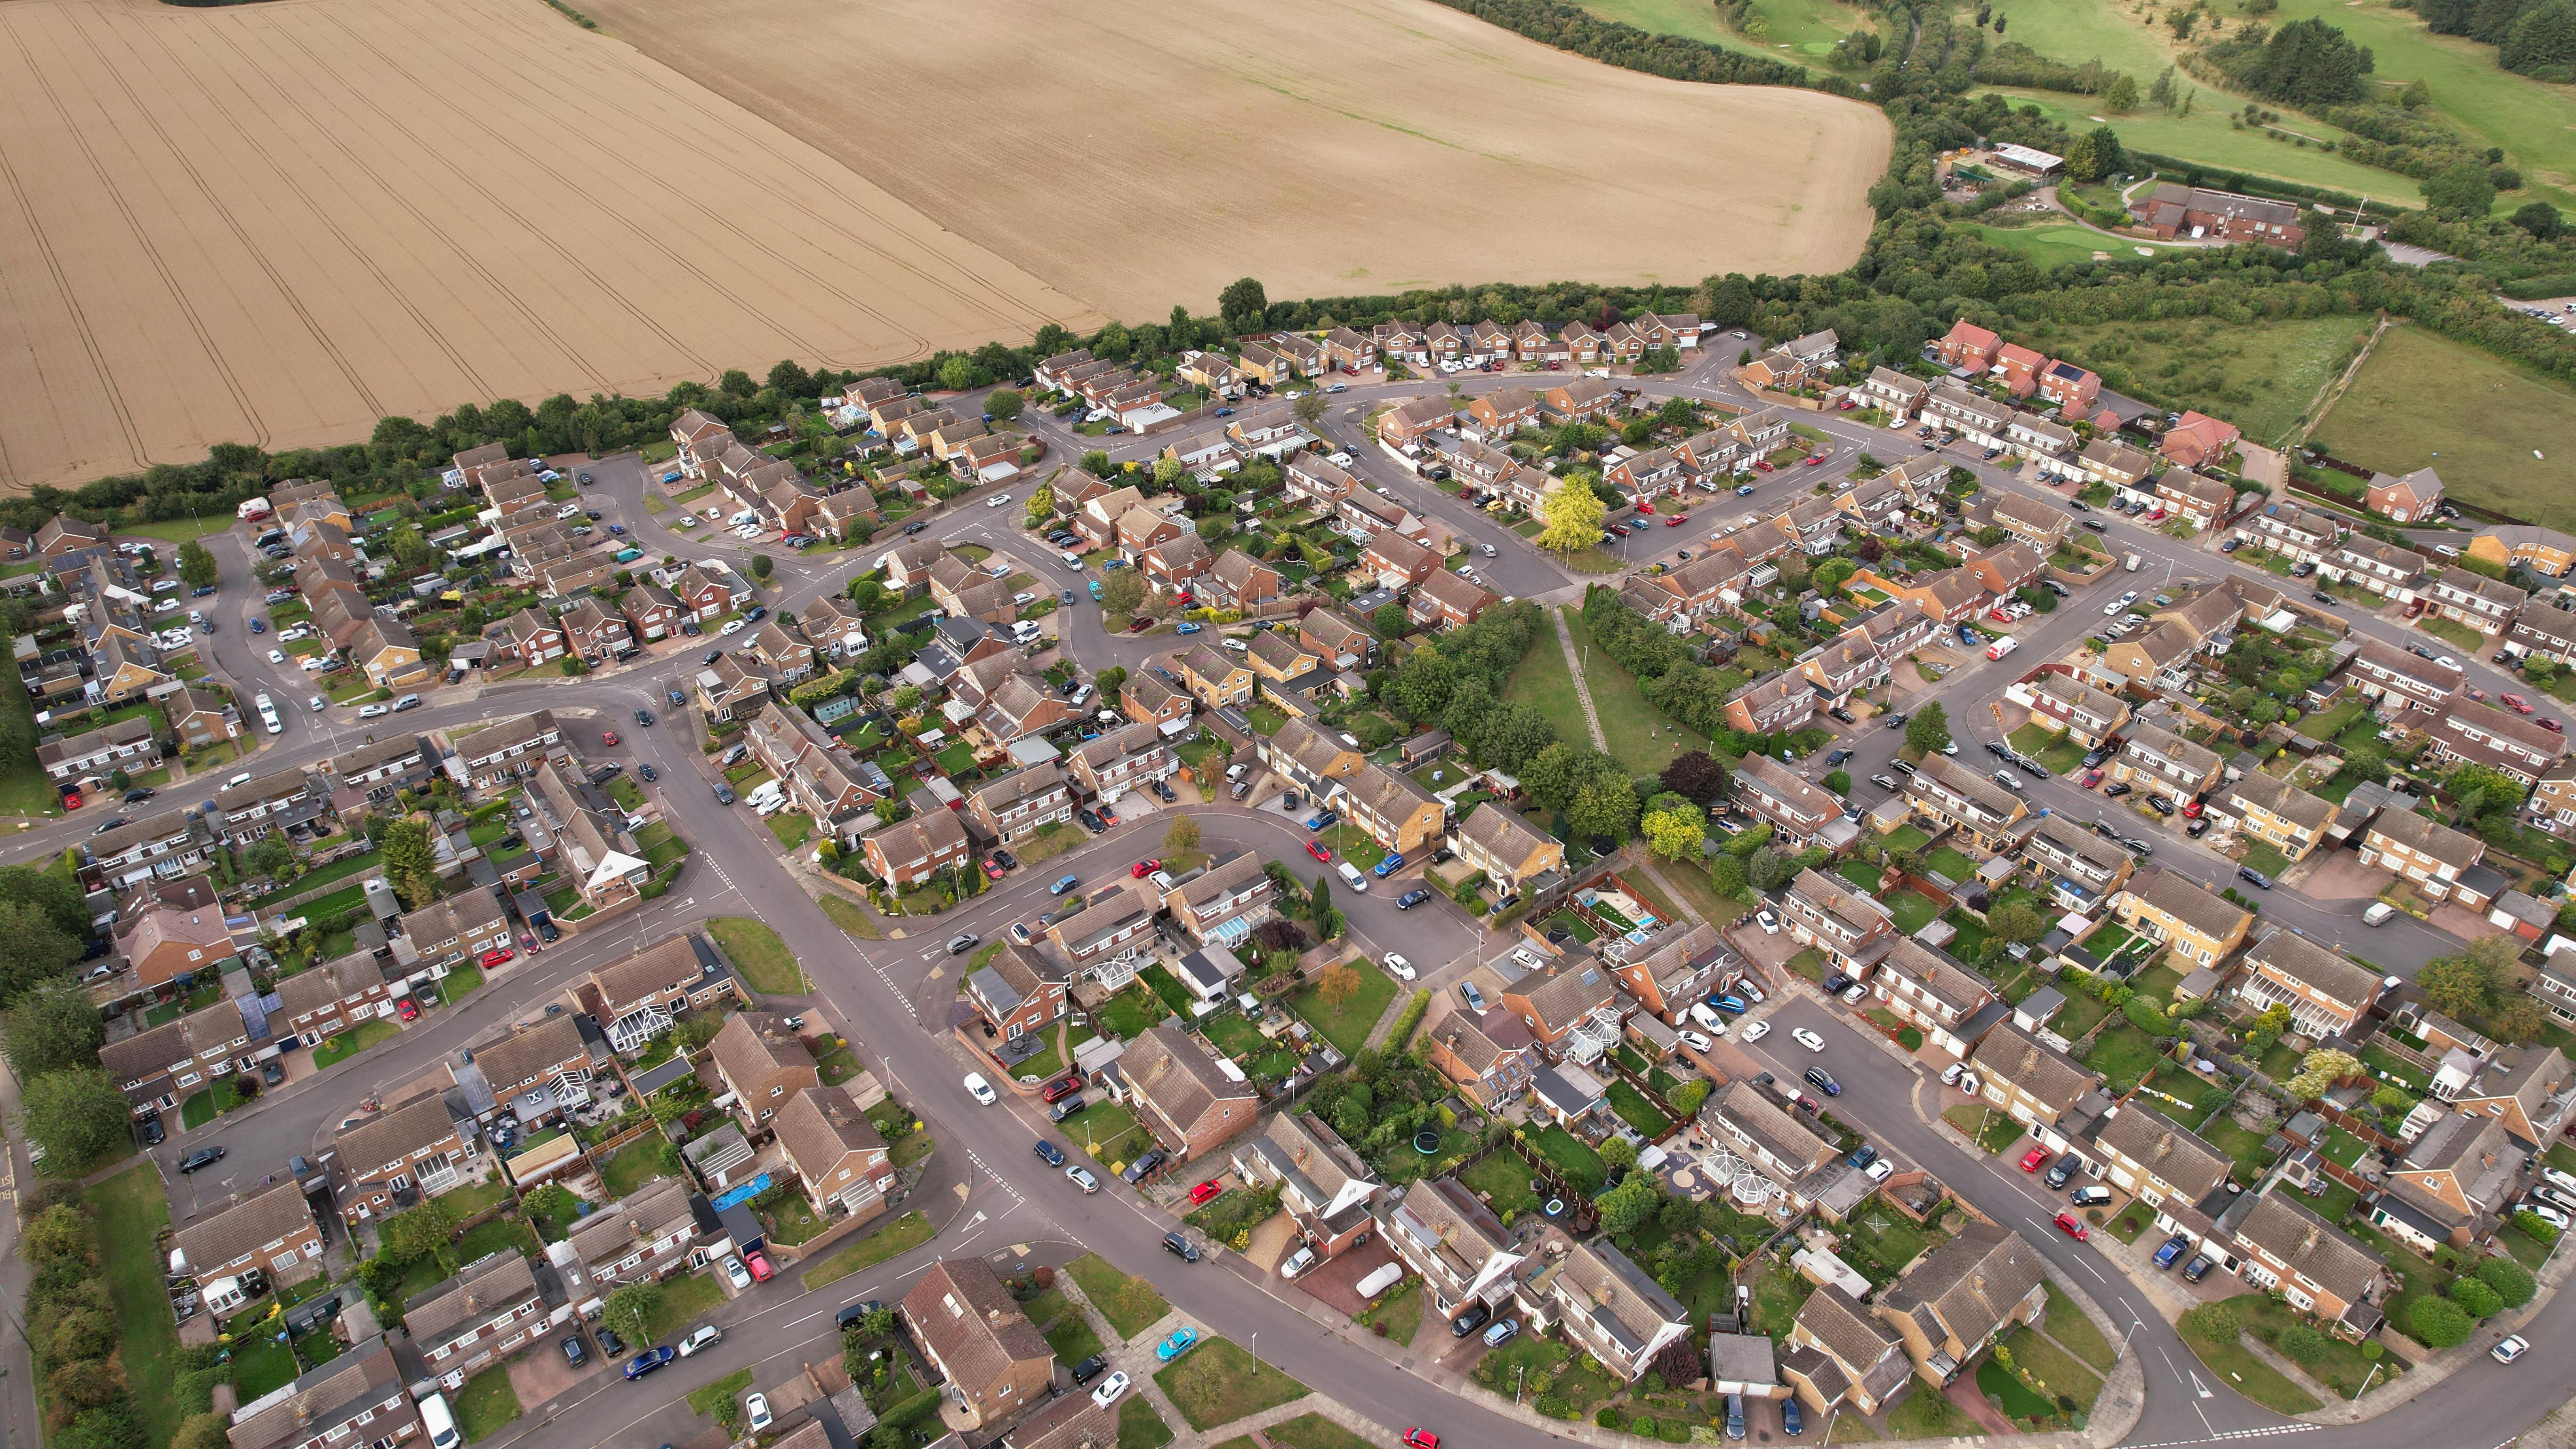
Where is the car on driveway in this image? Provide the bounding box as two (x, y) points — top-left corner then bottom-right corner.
(1739, 1021), (1770, 1044)
(1678, 1029), (1714, 1052)
(2153, 1235), (2190, 1269)
(1156, 1327), (1199, 1362)
(1790, 1027), (1825, 1052)
(2020, 1145), (2051, 1172)
(722, 1257), (752, 1291)
(1092, 1372), (1131, 1408)
(481, 947), (514, 968)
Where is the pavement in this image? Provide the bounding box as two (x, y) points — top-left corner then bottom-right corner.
(19, 345), (2576, 1449)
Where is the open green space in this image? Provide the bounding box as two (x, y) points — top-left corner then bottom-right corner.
(1957, 220), (2159, 271)
(2042, 1282), (2119, 1372)
(1153, 1336), (1309, 1429)
(801, 1209), (934, 1289)
(2318, 325), (2576, 530)
(1069, 1252), (1172, 1338)
(708, 916), (808, 995)
(1121, 1398), (1175, 1449)
(1562, 604), (1709, 766)
(1501, 623), (1590, 758)
(1976, 85), (2405, 202)
(1580, 0), (1864, 52)
(1287, 964), (1399, 1058)
(95, 1167), (185, 1448)
(687, 1368), (756, 1420)
(2181, 1307), (2321, 1414)
(2228, 1292), (2405, 1399)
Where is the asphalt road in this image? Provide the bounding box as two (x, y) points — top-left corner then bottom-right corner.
(25, 347), (2567, 1449)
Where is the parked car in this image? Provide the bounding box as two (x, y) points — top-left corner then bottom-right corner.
(1155, 1327), (1199, 1362)
(623, 1346), (676, 1380)
(1091, 1371), (1131, 1409)
(2154, 1235), (2191, 1270)
(1164, 1231), (1201, 1262)
(2053, 1212), (2089, 1241)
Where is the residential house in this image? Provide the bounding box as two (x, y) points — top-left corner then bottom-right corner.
(2233, 1191), (2391, 1335)
(2094, 1102), (2234, 1243)
(1068, 724), (1175, 801)
(774, 1086), (894, 1224)
(35, 715), (158, 785)
(406, 1249), (555, 1376)
(1232, 1112), (1380, 1259)
(1783, 1290), (1913, 1419)
(1720, 674), (1819, 736)
(163, 686), (242, 750)
(122, 902), (239, 990)
(170, 1180), (327, 1308)
(1607, 923), (1731, 1027)
(710, 1011), (818, 1129)
(1422, 1004), (1538, 1111)
(271, 952), (401, 1046)
(2154, 588), (2248, 656)
(1246, 630), (1320, 687)
(225, 1338), (421, 1449)
(2377, 1104), (2522, 1249)
(1734, 754), (1841, 846)
(452, 710), (561, 789)
(1333, 763), (1445, 856)
(1466, 387), (1541, 439)
(2425, 691), (2571, 785)
(2111, 867), (2254, 968)
(2160, 412), (2244, 470)
(1378, 1178), (1527, 1325)
(967, 765), (1073, 847)
(1966, 540), (2046, 599)
(747, 620), (814, 684)
(1526, 1240), (1690, 1383)
(99, 1000), (247, 1115)
(582, 934), (739, 1050)
(1905, 757), (2028, 852)
(1450, 804), (1564, 898)
(1989, 494), (2073, 548)
(1779, 869), (1897, 976)
(1377, 396), (1456, 448)
(2368, 467), (2445, 524)
(966, 944), (1069, 1042)
(2345, 639), (2463, 716)
(496, 607), (567, 670)
(1046, 880), (1159, 970)
(1498, 952), (1618, 1053)
(2505, 603), (2576, 666)
(904, 1258), (1055, 1428)
(2358, 810), (2489, 905)
(1120, 670), (1192, 731)
(1709, 1079), (1839, 1191)
(744, 703), (892, 849)
(2021, 815), (2137, 905)
(1362, 532), (1438, 591)
(564, 1178), (704, 1288)
(2233, 500), (2343, 564)
(331, 1094), (475, 1221)
(861, 809), (974, 888)
(557, 598), (632, 663)
(1165, 852), (1274, 947)
(1258, 716), (1367, 795)
(1869, 937), (2000, 1059)
(1178, 644), (1253, 709)
(619, 585), (684, 643)
(468, 1014), (596, 1119)
(977, 675), (1073, 746)
(2426, 567), (2528, 636)
(2206, 773), (2338, 864)
(2237, 929), (2384, 1041)
(397, 890), (512, 972)
(2113, 724), (2223, 799)
(2323, 537), (2425, 598)
(1969, 1020), (2105, 1151)
(80, 809), (211, 890)
(1868, 566), (1988, 626)
(1939, 320), (2004, 371)
(1300, 610), (1374, 670)
(1875, 1224), (2048, 1388)
(2469, 524), (2576, 579)
(1860, 367), (1930, 419)
(2073, 438), (2153, 491)
(2024, 673), (2129, 746)
(1201, 550), (1282, 612)
(2128, 184), (2307, 246)
(1411, 571), (1497, 630)
(1116, 1025), (1257, 1159)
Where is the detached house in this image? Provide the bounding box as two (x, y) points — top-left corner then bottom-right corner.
(1524, 1240), (1689, 1383)
(966, 944), (1069, 1042)
(1232, 1112), (1380, 1260)
(1116, 1026), (1257, 1160)
(775, 1086), (894, 1225)
(1379, 1178), (1527, 1326)
(709, 1011), (818, 1129)
(1423, 1002), (1538, 1110)
(905, 1258), (1055, 1428)
(1875, 1225), (2048, 1390)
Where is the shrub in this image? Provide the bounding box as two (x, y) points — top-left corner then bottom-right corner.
(2476, 1256), (2537, 1307)
(2360, 1341), (2383, 1361)
(2407, 1295), (2473, 1348)
(2449, 1276), (2504, 1318)
(2274, 1324), (2330, 1364)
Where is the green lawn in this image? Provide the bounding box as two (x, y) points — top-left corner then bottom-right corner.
(1945, 1103), (2025, 1154)
(312, 1017), (401, 1070)
(1121, 1398), (1175, 1449)
(2002, 1324), (2105, 1414)
(1059, 1098), (1154, 1169)
(1926, 845), (1977, 883)
(1460, 1151), (1543, 1217)
(1883, 823), (1931, 854)
(1959, 220), (2169, 270)
(1287, 964), (1399, 1058)
(1265, 1413), (1378, 1449)
(1886, 1388), (1984, 1438)
(1038, 1302), (1105, 1364)
(1501, 621), (1591, 757)
(1606, 1081), (1674, 1137)
(1838, 861), (1884, 893)
(1977, 85), (2408, 203)
(688, 1368), (755, 1421)
(1533, 1125), (1607, 1192)
(1884, 888), (1942, 935)
(599, 1139), (674, 1197)
(2229, 1292), (2404, 1399)
(1069, 1252), (1171, 1338)
(707, 916), (809, 995)
(1355, 1278), (1424, 1346)
(2180, 1311), (2321, 1415)
(2319, 325), (2576, 531)
(2042, 1282), (2118, 1372)
(2083, 1022), (2168, 1088)
(800, 1209), (934, 1289)
(1153, 1336), (1309, 1430)
(1561, 604), (1709, 766)
(94, 1166), (186, 1448)
(817, 891), (883, 940)
(456, 1366), (522, 1441)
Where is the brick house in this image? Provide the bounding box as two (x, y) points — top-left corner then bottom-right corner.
(1333, 763), (1445, 856)
(1779, 869), (1896, 976)
(2358, 810), (2488, 904)
(398, 890), (513, 972)
(2110, 867), (2254, 968)
(1422, 1002), (1538, 1109)
(1525, 1241), (1688, 1383)
(565, 1178), (704, 1289)
(2367, 467), (2444, 524)
(225, 1337), (421, 1449)
(407, 1250), (558, 1376)
(967, 765), (1074, 846)
(1875, 1224), (2047, 1389)
(1783, 1289), (1912, 1418)
(774, 1085), (894, 1224)
(271, 952), (399, 1046)
(903, 1258), (1055, 1428)
(1904, 756), (2027, 851)
(2206, 773), (2338, 864)
(861, 808), (973, 887)
(2023, 672), (2129, 746)
(1868, 937), (1998, 1060)
(620, 585), (685, 643)
(1450, 804), (1564, 898)
(1377, 1178), (1527, 1326)
(2232, 1191), (2391, 1336)
(451, 710), (561, 789)
(1164, 851), (1274, 947)
(708, 1011), (818, 1128)
(1068, 724), (1175, 801)
(122, 902), (239, 990)
(1937, 319), (2002, 371)
(1177, 644), (1252, 709)
(2113, 724), (2223, 799)
(582, 932), (740, 1050)
(170, 1180), (327, 1310)
(966, 944), (1069, 1041)
(1968, 1020), (2104, 1154)
(1115, 1025), (1257, 1160)
(1045, 881), (1159, 970)
(1410, 571), (1497, 630)
(331, 1094), (476, 1222)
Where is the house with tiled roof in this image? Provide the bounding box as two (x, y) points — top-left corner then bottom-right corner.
(1298, 610), (1374, 670)
(1046, 880), (1159, 970)
(1178, 644), (1252, 710)
(1733, 754), (1840, 846)
(226, 1336), (421, 1449)
(2112, 867), (2253, 968)
(1378, 1177), (1527, 1326)
(1719, 673), (1818, 736)
(171, 1180), (326, 1310)
(396, 888), (512, 972)
(1868, 937), (1999, 1059)
(1120, 669), (1191, 731)
(35, 714), (157, 786)
(2232, 499), (2343, 564)
(968, 765), (1073, 847)
(1875, 1224), (2048, 1388)
(271, 952), (400, 1046)
(775, 1085), (895, 1224)
(564, 1177), (702, 1289)
(2425, 566), (2528, 636)
(1524, 1240), (1689, 1383)
(1411, 570), (1497, 630)
(2021, 815), (2135, 907)
(1708, 1079), (1837, 1189)
(1164, 851), (1274, 948)
(709, 1011), (817, 1131)
(121, 900), (238, 990)
(331, 1094), (476, 1222)
(2367, 466), (2444, 524)
(1450, 804), (1563, 897)
(1784, 1288), (1912, 1418)
(2345, 638), (2464, 717)
(1905, 755), (2028, 851)
(2024, 672), (2129, 748)
(1970, 1020), (2105, 1152)
(2233, 1191), (2391, 1335)
(406, 1249), (557, 1376)
(966, 944), (1069, 1042)
(1607, 923), (1734, 1027)
(861, 805), (972, 887)
(1116, 1025), (1257, 1160)
(1780, 869), (1897, 976)
(582, 933), (738, 1048)
(1499, 952), (1620, 1052)
(2358, 809), (2488, 905)
(2424, 690), (2571, 786)
(2237, 930), (2385, 1041)
(2114, 724), (2223, 799)
(905, 1258), (1055, 1427)
(1232, 1111), (1381, 1259)
(1332, 763), (1445, 856)
(2094, 1101), (2233, 1230)
(1423, 1000), (1538, 1109)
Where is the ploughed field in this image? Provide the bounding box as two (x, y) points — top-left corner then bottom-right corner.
(0, 0), (1094, 489)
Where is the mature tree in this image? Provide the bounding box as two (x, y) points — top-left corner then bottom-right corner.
(1534, 475), (1608, 558)
(19, 1202), (91, 1264)
(2476, 1256), (2537, 1306)
(1293, 392), (1327, 426)
(1476, 703), (1559, 774)
(1567, 775), (1641, 843)
(1642, 800), (1707, 861)
(891, 684), (924, 713)
(2285, 1047), (2361, 1099)
(1373, 603), (1410, 637)
(750, 553), (774, 580)
(376, 817), (439, 910)
(2408, 1294), (2473, 1347)
(1099, 569), (1148, 616)
(2417, 939), (2511, 1020)
(604, 1282), (665, 1348)
(1162, 815), (1200, 857)
(1746, 846), (1799, 893)
(1022, 483), (1055, 526)
(176, 540), (219, 590)
(2088, 124), (2128, 177)
(1811, 558), (1857, 597)
(2180, 1300), (2243, 1342)
(1708, 853), (1748, 899)
(985, 387), (1024, 423)
(387, 525), (433, 572)
(1987, 901), (2050, 945)
(2450, 1276), (2504, 1318)
(4, 981), (106, 1080)
(21, 1069), (133, 1175)
(1904, 701), (1951, 757)
(246, 835), (297, 881)
(2424, 159), (2499, 216)
(1660, 751), (1730, 803)
(1598, 1135), (1640, 1174)
(172, 1415), (234, 1449)
(378, 1196), (459, 1264)
(1218, 277), (1269, 329)
(2515, 201), (2567, 239)
(1317, 961), (1364, 1010)
(2252, 17), (2375, 106)
(0, 865), (88, 941)
(0, 902), (82, 1008)
(1594, 1173), (1665, 1234)
(2488, 994), (2552, 1044)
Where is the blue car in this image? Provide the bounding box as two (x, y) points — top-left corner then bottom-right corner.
(1155, 1327), (1199, 1362)
(1371, 852), (1405, 878)
(1051, 874), (1080, 896)
(1033, 1140), (1066, 1167)
(1176, 621), (1201, 634)
(1735, 483), (1756, 497)
(1705, 993), (1750, 1015)
(249, 618), (266, 634)
(2153, 1234), (2190, 1270)
(1304, 810), (1338, 831)
(622, 1346), (676, 1380)
(1088, 580), (1103, 600)
(1781, 1401), (1803, 1437)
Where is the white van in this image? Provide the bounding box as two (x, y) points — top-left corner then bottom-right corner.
(417, 1392), (460, 1449)
(2362, 902), (2397, 926)
(2124, 552), (2142, 572)
(1354, 1263), (1405, 1299)
(1688, 1000), (1731, 1034)
(1336, 860), (1368, 893)
(728, 508), (760, 527)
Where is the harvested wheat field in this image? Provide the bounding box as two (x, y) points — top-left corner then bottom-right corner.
(576, 0), (1892, 319)
(0, 0), (1096, 489)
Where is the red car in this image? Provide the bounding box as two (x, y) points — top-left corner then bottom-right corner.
(1130, 858), (1162, 879)
(2146, 507), (2167, 522)
(984, 858), (1009, 881)
(601, 729), (620, 746)
(1173, 591), (1193, 606)
(2080, 769), (2102, 789)
(744, 1249), (775, 1282)
(1188, 1178), (1226, 1205)
(2181, 800), (2203, 820)
(2053, 1212), (2090, 1241)
(1306, 840), (1333, 863)
(2506, 693), (2536, 713)
(1637, 502), (1655, 515)
(480, 947), (515, 969)
(2404, 599), (2427, 618)
(1403, 1432), (1439, 1449)
(1754, 459), (1774, 472)
(1041, 1072), (1085, 1103)
(60, 789), (80, 810)
(2546, 718), (2567, 734)
(1803, 454), (1825, 466)
(2020, 1146), (2050, 1173)
(1099, 807), (1119, 826)
(2466, 685), (2489, 702)
(1664, 515), (1684, 527)
(396, 997), (420, 1022)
